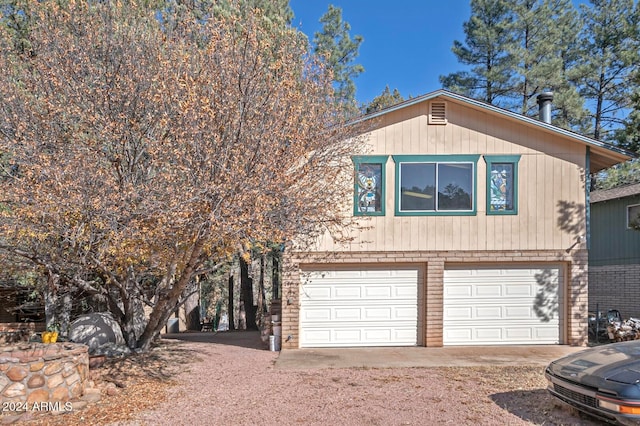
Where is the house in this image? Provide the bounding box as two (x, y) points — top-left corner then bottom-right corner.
(589, 183), (640, 318)
(280, 89), (632, 349)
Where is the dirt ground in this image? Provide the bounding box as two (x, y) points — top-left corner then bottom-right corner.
(13, 333), (602, 426)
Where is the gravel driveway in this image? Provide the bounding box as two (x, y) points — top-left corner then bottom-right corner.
(106, 332), (601, 426)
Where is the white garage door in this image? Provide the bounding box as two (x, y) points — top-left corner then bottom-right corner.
(443, 266), (563, 345)
(299, 268), (419, 348)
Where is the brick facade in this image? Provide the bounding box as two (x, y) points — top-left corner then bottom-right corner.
(589, 263), (640, 319)
(281, 249), (588, 349)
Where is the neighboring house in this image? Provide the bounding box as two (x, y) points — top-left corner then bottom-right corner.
(280, 89), (632, 350)
(589, 183), (640, 318)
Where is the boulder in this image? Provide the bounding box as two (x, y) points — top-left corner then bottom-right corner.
(68, 313), (125, 352)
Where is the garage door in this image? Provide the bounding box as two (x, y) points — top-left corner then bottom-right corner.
(443, 266), (563, 345)
(299, 267), (419, 348)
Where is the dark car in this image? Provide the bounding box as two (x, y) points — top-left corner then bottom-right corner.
(546, 340), (640, 425)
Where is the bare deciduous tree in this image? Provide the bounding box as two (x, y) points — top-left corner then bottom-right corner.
(0, 0), (366, 351)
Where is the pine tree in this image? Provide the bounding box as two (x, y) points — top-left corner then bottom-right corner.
(219, 0), (293, 24)
(575, 0), (640, 140)
(313, 5), (364, 116)
(549, 0), (591, 132)
(365, 86), (405, 114)
(440, 0), (516, 106)
(615, 89), (640, 154)
(504, 0), (590, 131)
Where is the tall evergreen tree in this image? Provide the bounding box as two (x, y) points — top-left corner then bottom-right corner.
(507, 0), (585, 122)
(549, 0), (591, 132)
(214, 0), (293, 24)
(440, 0), (516, 106)
(575, 0), (640, 140)
(615, 76), (640, 153)
(0, 0), (34, 54)
(365, 86), (405, 114)
(313, 4), (364, 115)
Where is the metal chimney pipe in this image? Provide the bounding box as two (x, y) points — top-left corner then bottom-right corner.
(537, 92), (553, 124)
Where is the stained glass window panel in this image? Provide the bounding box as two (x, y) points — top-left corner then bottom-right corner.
(489, 163), (514, 212)
(356, 163), (383, 213)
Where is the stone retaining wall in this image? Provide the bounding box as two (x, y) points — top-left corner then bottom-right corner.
(0, 343), (89, 408)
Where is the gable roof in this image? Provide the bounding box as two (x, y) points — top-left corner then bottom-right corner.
(357, 89), (635, 172)
(591, 182), (640, 203)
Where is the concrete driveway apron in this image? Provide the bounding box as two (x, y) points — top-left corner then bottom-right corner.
(274, 345), (586, 370)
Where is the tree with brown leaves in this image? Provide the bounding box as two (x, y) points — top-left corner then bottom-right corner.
(0, 0), (365, 351)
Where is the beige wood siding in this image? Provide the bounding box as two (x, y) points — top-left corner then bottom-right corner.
(312, 99), (587, 253)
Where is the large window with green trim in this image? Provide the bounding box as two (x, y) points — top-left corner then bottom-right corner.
(393, 155), (479, 215)
(352, 156), (388, 216)
(484, 155), (521, 215)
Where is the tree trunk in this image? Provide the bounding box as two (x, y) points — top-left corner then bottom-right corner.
(182, 279), (201, 331)
(228, 274), (235, 330)
(136, 241), (205, 351)
(44, 272), (59, 330)
(240, 257), (257, 330)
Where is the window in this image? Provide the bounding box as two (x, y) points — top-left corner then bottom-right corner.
(628, 204), (640, 229)
(484, 155), (521, 215)
(352, 156), (388, 216)
(393, 155), (479, 215)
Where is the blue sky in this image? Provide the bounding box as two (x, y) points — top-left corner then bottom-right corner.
(289, 1), (586, 106)
(289, 1), (472, 105)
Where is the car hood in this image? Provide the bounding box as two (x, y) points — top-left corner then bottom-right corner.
(547, 341), (640, 398)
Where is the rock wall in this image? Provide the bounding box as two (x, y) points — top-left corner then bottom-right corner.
(0, 343), (89, 409)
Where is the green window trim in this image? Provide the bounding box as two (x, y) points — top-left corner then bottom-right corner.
(392, 155), (480, 216)
(352, 155), (389, 216)
(484, 155), (521, 215)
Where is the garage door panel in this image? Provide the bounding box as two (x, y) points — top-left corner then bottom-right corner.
(476, 328), (503, 340)
(334, 329), (362, 344)
(363, 286), (392, 298)
(504, 284), (534, 297)
(444, 328), (472, 341)
(334, 308), (361, 321)
(504, 306), (534, 318)
(301, 286), (333, 300)
(300, 267), (419, 348)
(394, 285), (418, 298)
(362, 329), (392, 342)
(303, 329), (332, 344)
(444, 266), (563, 345)
(300, 308), (332, 322)
(504, 328), (533, 340)
(395, 306), (418, 320)
(476, 306), (502, 318)
(363, 307), (392, 320)
(333, 286), (362, 299)
(476, 285), (502, 297)
(444, 285), (473, 298)
(445, 306), (473, 320)
(536, 328), (560, 339)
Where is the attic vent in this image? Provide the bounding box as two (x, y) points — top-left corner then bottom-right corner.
(429, 101), (447, 124)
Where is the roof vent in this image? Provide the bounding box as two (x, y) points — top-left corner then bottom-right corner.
(536, 92), (553, 124)
(429, 101), (447, 125)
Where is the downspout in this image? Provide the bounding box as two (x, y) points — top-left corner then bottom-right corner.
(585, 147), (591, 250)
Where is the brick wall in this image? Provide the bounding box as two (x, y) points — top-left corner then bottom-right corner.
(589, 263), (640, 319)
(281, 249), (588, 349)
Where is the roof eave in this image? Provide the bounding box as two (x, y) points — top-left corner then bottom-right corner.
(354, 89), (635, 169)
